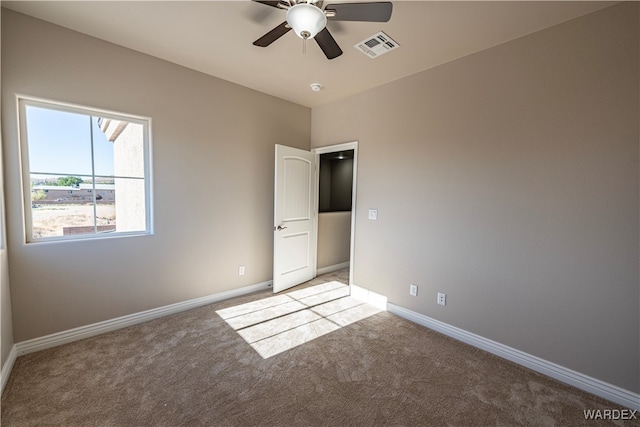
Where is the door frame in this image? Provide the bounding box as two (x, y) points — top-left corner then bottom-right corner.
(312, 141), (358, 287)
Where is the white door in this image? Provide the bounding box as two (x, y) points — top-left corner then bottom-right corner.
(273, 144), (317, 293)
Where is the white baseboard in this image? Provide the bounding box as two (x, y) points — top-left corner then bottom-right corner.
(316, 262), (349, 276)
(350, 283), (388, 310)
(387, 303), (640, 411)
(1, 344), (18, 395)
(3, 279), (272, 389)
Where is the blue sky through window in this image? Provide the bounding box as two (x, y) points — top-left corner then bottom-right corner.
(26, 105), (115, 178)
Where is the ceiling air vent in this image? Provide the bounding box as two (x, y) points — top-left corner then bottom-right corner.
(354, 31), (399, 59)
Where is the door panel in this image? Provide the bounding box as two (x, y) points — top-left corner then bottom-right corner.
(281, 232), (310, 274)
(273, 145), (316, 293)
(282, 157), (311, 221)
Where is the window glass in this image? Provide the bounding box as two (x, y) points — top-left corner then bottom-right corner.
(20, 98), (152, 242)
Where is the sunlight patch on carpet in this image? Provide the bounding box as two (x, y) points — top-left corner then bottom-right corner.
(216, 281), (383, 358)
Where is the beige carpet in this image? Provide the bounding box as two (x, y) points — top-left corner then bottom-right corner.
(2, 270), (636, 426)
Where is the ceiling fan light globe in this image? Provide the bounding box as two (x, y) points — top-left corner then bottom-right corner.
(286, 3), (327, 39)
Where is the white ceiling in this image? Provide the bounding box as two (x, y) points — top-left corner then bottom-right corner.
(2, 1), (616, 108)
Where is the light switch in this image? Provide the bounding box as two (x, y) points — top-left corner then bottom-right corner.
(368, 209), (378, 220)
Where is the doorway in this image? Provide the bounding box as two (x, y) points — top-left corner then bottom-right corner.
(313, 142), (358, 287)
(272, 142), (357, 293)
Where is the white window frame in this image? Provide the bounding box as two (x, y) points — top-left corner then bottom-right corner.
(18, 96), (154, 243)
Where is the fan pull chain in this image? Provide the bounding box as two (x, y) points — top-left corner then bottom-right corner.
(303, 37), (306, 54)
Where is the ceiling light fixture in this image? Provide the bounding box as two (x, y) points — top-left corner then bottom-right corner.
(286, 2), (327, 41)
(310, 83), (323, 92)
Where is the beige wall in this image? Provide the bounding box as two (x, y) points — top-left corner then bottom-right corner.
(1, 10), (310, 342)
(1, 249), (12, 369)
(312, 2), (639, 393)
(0, 5), (14, 372)
(1, 159), (14, 370)
(317, 212), (351, 269)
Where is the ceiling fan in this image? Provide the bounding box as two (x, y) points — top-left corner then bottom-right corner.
(252, 0), (393, 60)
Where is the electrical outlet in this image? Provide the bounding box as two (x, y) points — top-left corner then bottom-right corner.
(409, 284), (418, 296)
(368, 209), (378, 220)
(437, 292), (446, 306)
(238, 265), (245, 276)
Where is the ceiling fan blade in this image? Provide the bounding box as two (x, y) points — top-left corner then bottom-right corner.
(252, 0), (286, 9)
(325, 2), (393, 22)
(315, 28), (343, 60)
(253, 22), (292, 47)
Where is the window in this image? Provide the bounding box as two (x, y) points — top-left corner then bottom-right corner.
(19, 97), (153, 242)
